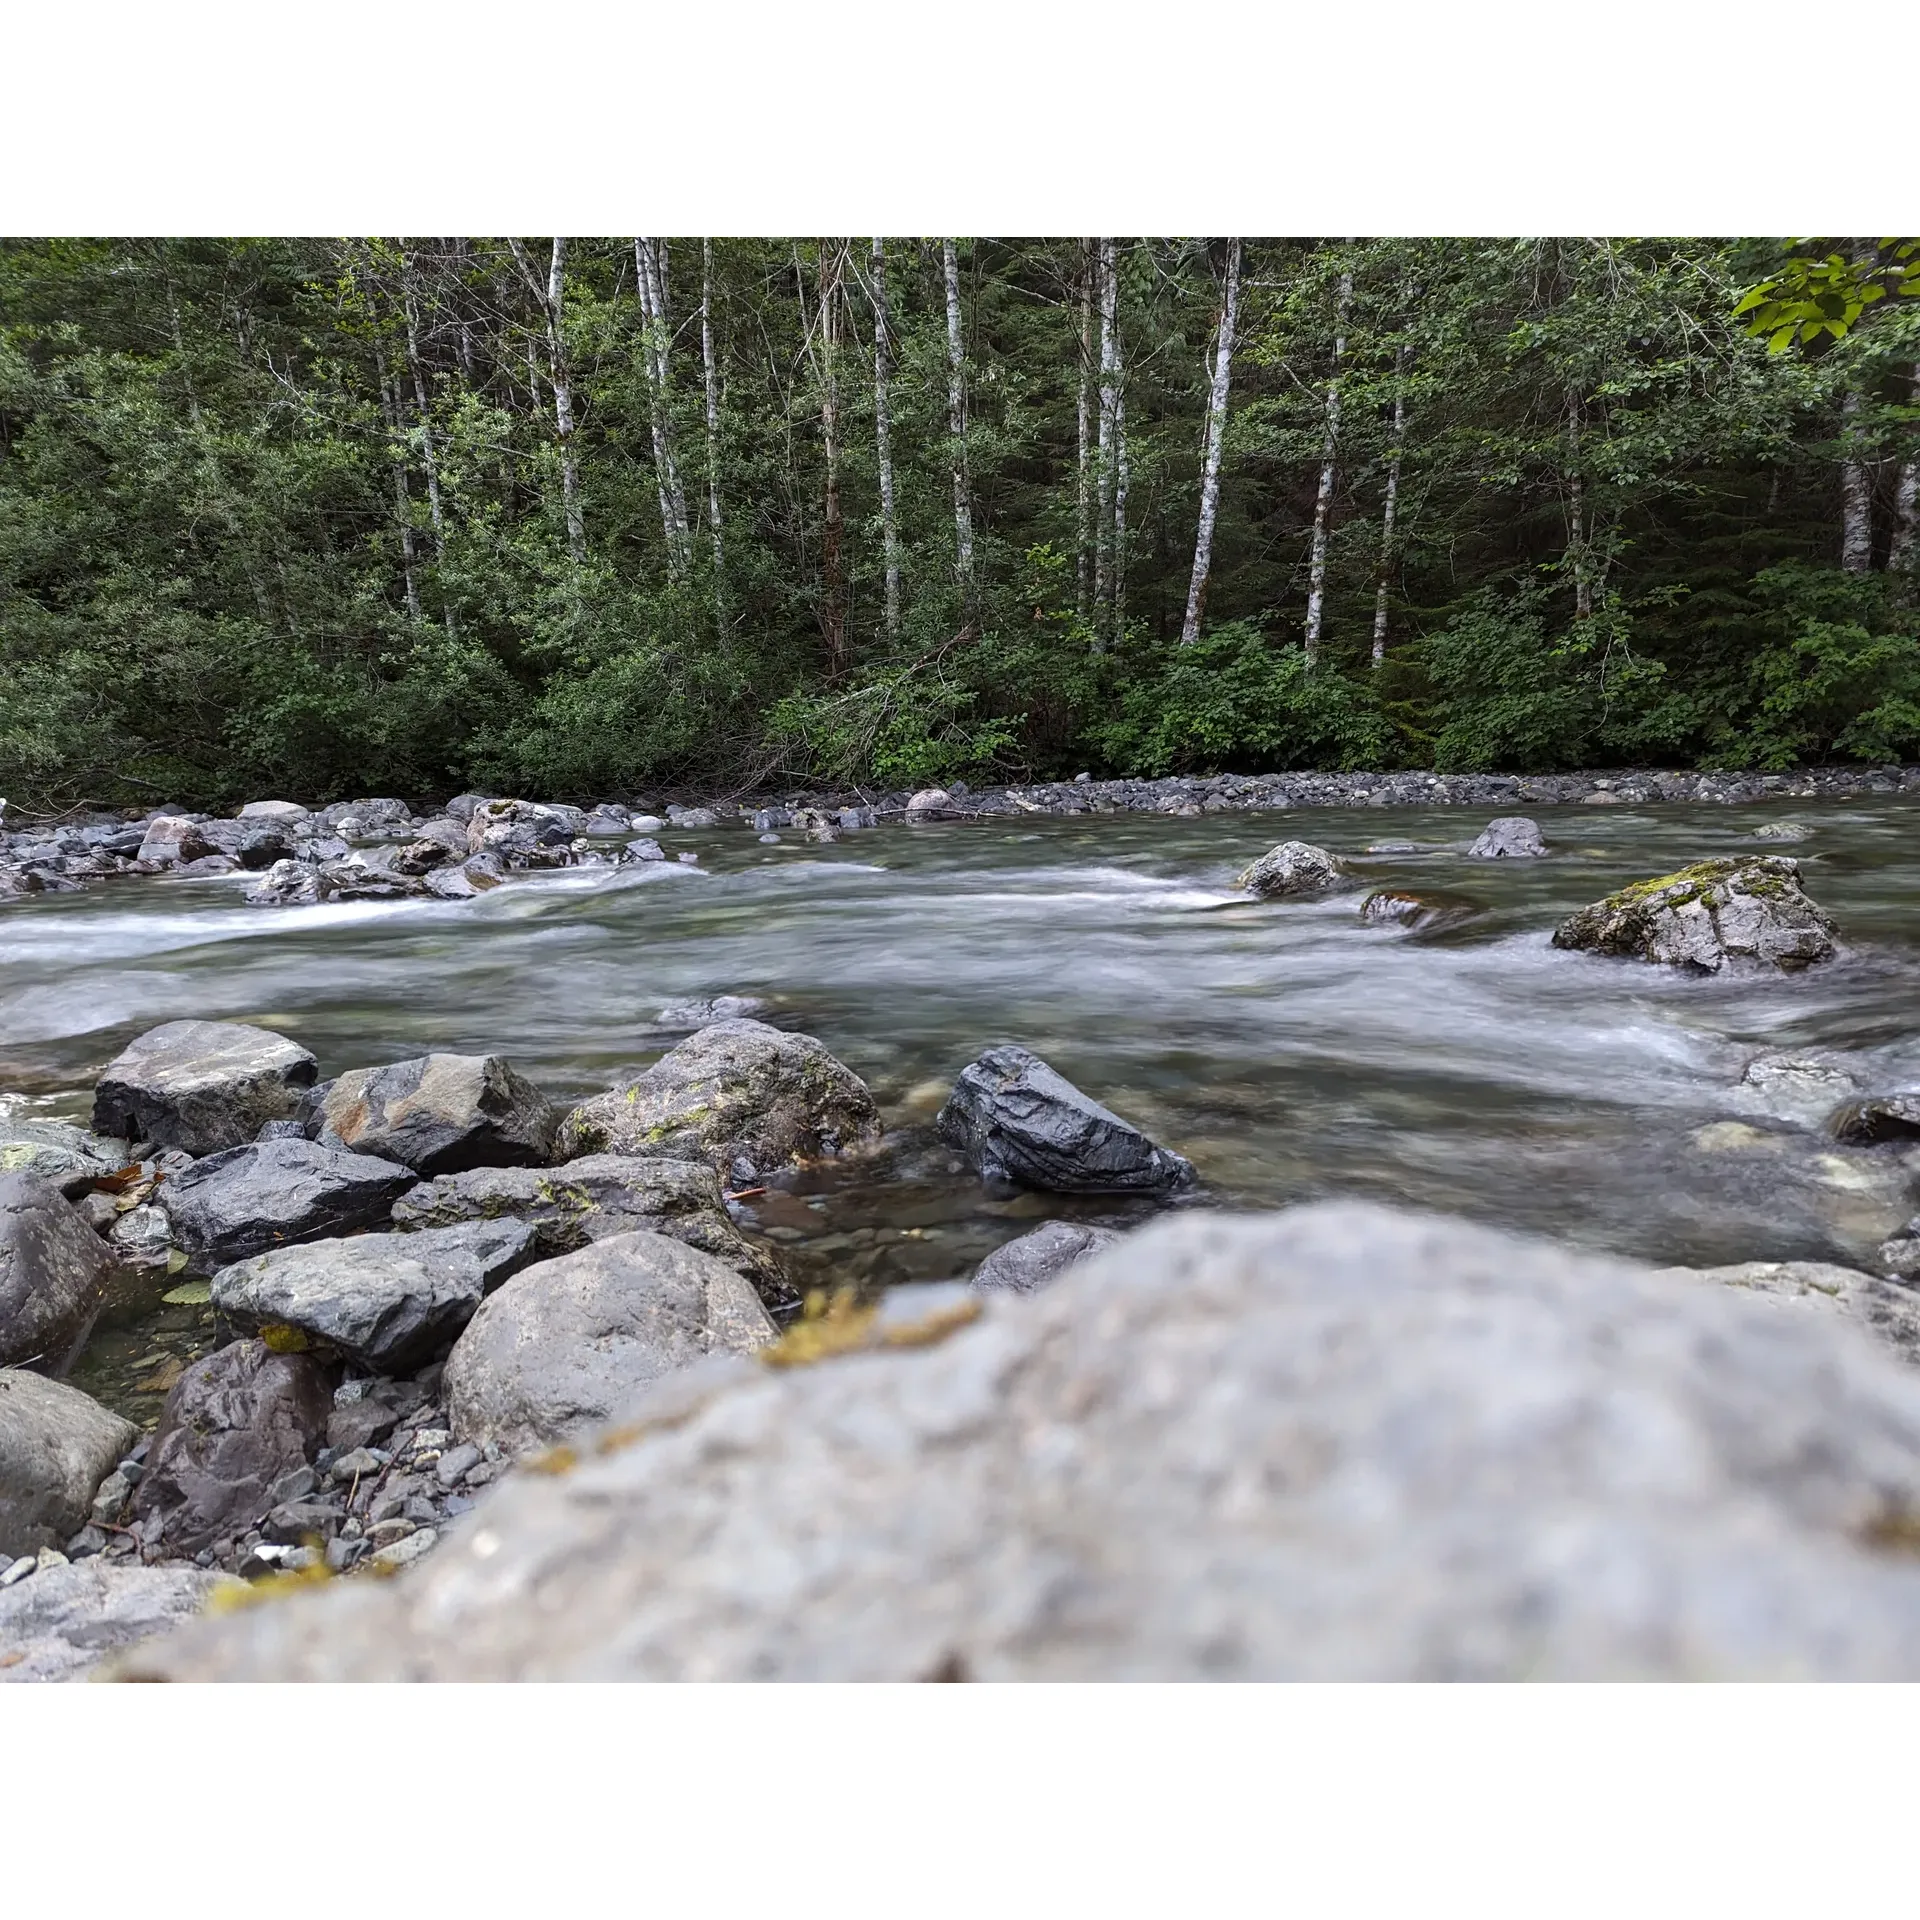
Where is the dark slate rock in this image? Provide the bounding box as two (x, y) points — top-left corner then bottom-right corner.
(316, 1053), (558, 1175)
(971, 1220), (1123, 1295)
(0, 1173), (116, 1371)
(92, 1020), (319, 1155)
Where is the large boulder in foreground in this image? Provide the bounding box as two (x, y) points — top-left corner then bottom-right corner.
(1233, 840), (1349, 899)
(92, 1020), (319, 1155)
(1657, 1258), (1920, 1367)
(937, 1045), (1196, 1196)
(0, 1561), (229, 1682)
(1551, 857), (1835, 973)
(554, 1020), (881, 1184)
(971, 1219), (1122, 1295)
(0, 1369), (137, 1556)
(128, 1338), (334, 1559)
(210, 1220), (541, 1375)
(158, 1138), (416, 1272)
(391, 1153), (791, 1305)
(315, 1053), (558, 1175)
(0, 1172), (115, 1371)
(443, 1231), (778, 1455)
(114, 1202), (1920, 1681)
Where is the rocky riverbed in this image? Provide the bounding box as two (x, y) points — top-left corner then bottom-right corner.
(12, 777), (1920, 1678)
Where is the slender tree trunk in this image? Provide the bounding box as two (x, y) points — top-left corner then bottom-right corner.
(1114, 295), (1130, 644)
(400, 286), (446, 552)
(508, 237), (586, 566)
(1181, 238), (1243, 646)
(1893, 365), (1919, 578)
(635, 237), (692, 576)
(818, 241), (847, 676)
(1094, 237), (1119, 651)
(870, 237), (901, 639)
(942, 239), (976, 608)
(1564, 386), (1594, 619)
(1840, 387), (1876, 573)
(1303, 264), (1353, 664)
(377, 365), (421, 619)
(1371, 340), (1411, 666)
(701, 238), (726, 591)
(1077, 238), (1095, 623)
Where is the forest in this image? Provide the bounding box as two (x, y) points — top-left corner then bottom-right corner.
(1, 235), (1916, 811)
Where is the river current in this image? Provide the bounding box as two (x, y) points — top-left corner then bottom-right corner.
(8, 799), (1920, 1414)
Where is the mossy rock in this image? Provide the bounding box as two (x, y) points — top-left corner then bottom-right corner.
(1551, 856), (1835, 973)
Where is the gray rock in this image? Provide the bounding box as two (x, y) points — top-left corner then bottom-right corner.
(1466, 815), (1546, 858)
(0, 1561), (228, 1681)
(390, 1153), (790, 1304)
(1752, 820), (1811, 842)
(936, 1045), (1196, 1196)
(1829, 1094), (1920, 1147)
(971, 1220), (1123, 1295)
(0, 1370), (138, 1556)
(651, 996), (770, 1031)
(434, 1442), (481, 1488)
(211, 1219), (540, 1373)
(629, 815), (665, 834)
(128, 1339), (334, 1559)
(1552, 857), (1836, 973)
(443, 1231), (778, 1455)
(243, 858), (320, 908)
(370, 1527), (437, 1572)
(0, 1118), (131, 1197)
(135, 816), (216, 866)
(236, 825), (299, 870)
(316, 1054), (558, 1175)
(555, 1020), (881, 1182)
(92, 1020), (319, 1155)
(158, 1137), (416, 1271)
(104, 1203), (176, 1274)
(1658, 1259), (1920, 1366)
(1234, 840), (1350, 899)
(905, 788), (951, 817)
(0, 1172), (115, 1371)
(1357, 890), (1480, 934)
(666, 807), (721, 829)
(113, 1202), (1920, 1682)
(465, 799), (578, 868)
(237, 800), (311, 824)
(750, 808), (791, 832)
(623, 838), (666, 863)
(1736, 1052), (1863, 1126)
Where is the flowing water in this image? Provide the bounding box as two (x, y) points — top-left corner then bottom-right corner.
(8, 801), (1920, 1417)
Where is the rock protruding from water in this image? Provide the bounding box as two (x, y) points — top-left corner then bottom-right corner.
(554, 1020), (881, 1183)
(936, 1045), (1196, 1196)
(1234, 840), (1349, 899)
(391, 1153), (791, 1305)
(1467, 815), (1546, 858)
(158, 1137), (416, 1271)
(443, 1231), (778, 1455)
(315, 1053), (559, 1175)
(0, 1561), (230, 1682)
(210, 1220), (541, 1374)
(92, 1019), (320, 1155)
(465, 799), (581, 868)
(1828, 1094), (1920, 1146)
(1737, 1051), (1862, 1126)
(1357, 890), (1479, 934)
(0, 1369), (138, 1556)
(116, 1201), (1920, 1682)
(1550, 857), (1836, 973)
(0, 1172), (115, 1371)
(129, 1338), (334, 1559)
(971, 1220), (1122, 1294)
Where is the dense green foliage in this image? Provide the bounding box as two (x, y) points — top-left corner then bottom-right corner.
(2, 236), (1916, 809)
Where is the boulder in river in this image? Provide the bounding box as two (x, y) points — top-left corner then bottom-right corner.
(1357, 889), (1479, 934)
(315, 1053), (559, 1176)
(158, 1137), (416, 1271)
(466, 799), (578, 868)
(129, 1338), (334, 1559)
(0, 1561), (229, 1682)
(390, 1152), (791, 1304)
(0, 1117), (130, 1197)
(1234, 840), (1350, 899)
(651, 995), (769, 1031)
(1737, 1051), (1862, 1126)
(971, 1219), (1122, 1295)
(443, 1230), (778, 1455)
(135, 816), (216, 866)
(1752, 820), (1811, 842)
(554, 1019), (881, 1183)
(115, 1201), (1920, 1682)
(936, 1044), (1196, 1196)
(0, 1172), (116, 1371)
(210, 1219), (541, 1374)
(237, 800), (311, 824)
(92, 1019), (320, 1156)
(1550, 857), (1836, 973)
(243, 858), (320, 908)
(0, 1369), (138, 1556)
(1466, 815), (1546, 858)
(906, 788), (952, 817)
(1828, 1094), (1920, 1147)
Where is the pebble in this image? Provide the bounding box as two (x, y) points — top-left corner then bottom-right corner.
(328, 1447), (386, 1485)
(268, 1465), (317, 1505)
(325, 1536), (370, 1574)
(370, 1528), (437, 1572)
(0, 1557), (31, 1588)
(367, 1518), (417, 1547)
(435, 1443), (482, 1488)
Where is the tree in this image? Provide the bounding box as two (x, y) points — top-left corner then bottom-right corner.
(942, 238), (975, 608)
(1181, 238), (1243, 645)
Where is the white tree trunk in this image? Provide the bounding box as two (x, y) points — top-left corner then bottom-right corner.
(701, 239), (725, 588)
(1077, 238), (1094, 623)
(870, 237), (901, 638)
(943, 239), (975, 604)
(634, 236), (692, 576)
(819, 240), (847, 675)
(1840, 387), (1876, 573)
(1114, 294), (1129, 643)
(1371, 344), (1410, 666)
(1303, 265), (1352, 664)
(1181, 238), (1243, 646)
(1094, 237), (1119, 650)
(376, 364), (421, 618)
(508, 237), (586, 566)
(1893, 367), (1919, 578)
(401, 281), (446, 552)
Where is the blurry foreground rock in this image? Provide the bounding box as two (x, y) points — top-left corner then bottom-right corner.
(113, 1203), (1920, 1680)
(0, 1561), (228, 1682)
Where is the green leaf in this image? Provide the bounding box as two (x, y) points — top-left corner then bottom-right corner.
(161, 1278), (210, 1305)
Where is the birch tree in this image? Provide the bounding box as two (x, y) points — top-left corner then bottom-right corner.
(375, 363), (421, 618)
(1839, 387), (1875, 572)
(1180, 238), (1243, 645)
(942, 239), (976, 607)
(1302, 260), (1353, 663)
(1371, 338), (1412, 665)
(868, 237), (901, 638)
(1077, 238), (1095, 622)
(1094, 237), (1119, 649)
(700, 239), (725, 588)
(1894, 367), (1919, 577)
(815, 240), (848, 675)
(634, 236), (692, 577)
(506, 236), (586, 565)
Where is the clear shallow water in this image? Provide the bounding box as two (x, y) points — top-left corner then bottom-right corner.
(10, 800), (1920, 1393)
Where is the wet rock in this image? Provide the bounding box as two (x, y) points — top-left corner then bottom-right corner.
(237, 800), (310, 825)
(135, 816), (216, 866)
(371, 1527), (437, 1572)
(666, 806), (721, 828)
(750, 807), (791, 832)
(313, 861), (430, 902)
(236, 824), (299, 870)
(1736, 1052), (1863, 1126)
(650, 995), (769, 1031)
(1234, 840), (1350, 899)
(1357, 890), (1479, 934)
(103, 1204), (176, 1283)
(211, 1219), (540, 1374)
(1659, 1259), (1920, 1367)
(971, 1220), (1122, 1295)
(629, 814), (665, 834)
(555, 1020), (881, 1182)
(391, 1153), (790, 1303)
(0, 1560), (228, 1682)
(623, 838), (666, 863)
(129, 1338), (334, 1558)
(1829, 1094), (1920, 1147)
(1466, 815), (1546, 858)
(1551, 857), (1836, 973)
(1752, 821), (1811, 842)
(0, 1173), (116, 1371)
(158, 1137), (416, 1271)
(937, 1045), (1196, 1197)
(244, 858), (320, 907)
(93, 1019), (319, 1155)
(393, 837), (453, 875)
(0, 1118), (130, 1197)
(118, 1200), (1920, 1682)
(171, 853), (239, 878)
(465, 801), (578, 869)
(0, 1370), (138, 1556)
(444, 1231), (778, 1455)
(316, 1053), (558, 1176)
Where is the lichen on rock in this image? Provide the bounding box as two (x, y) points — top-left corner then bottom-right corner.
(1550, 856), (1836, 973)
